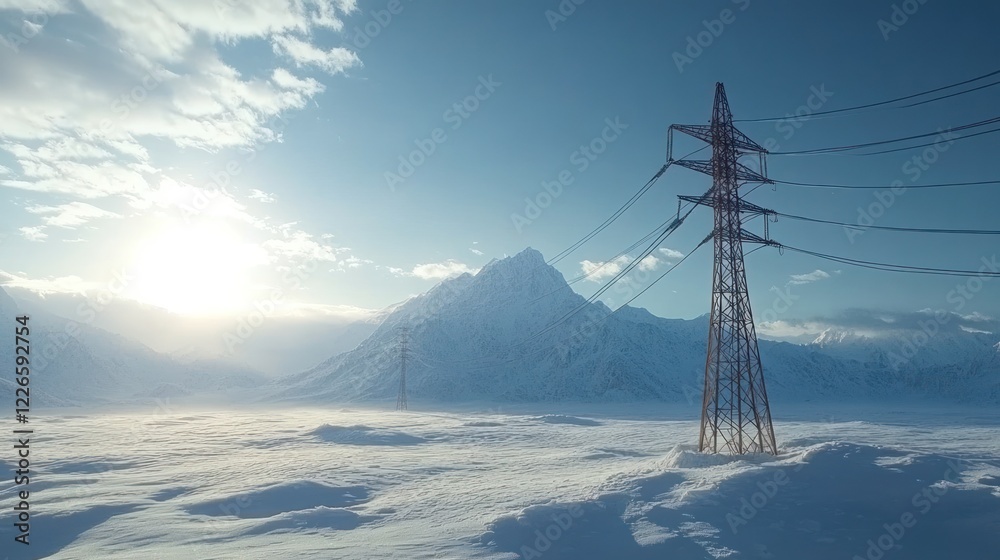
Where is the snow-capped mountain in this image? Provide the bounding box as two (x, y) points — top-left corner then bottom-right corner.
(279, 248), (1000, 404)
(0, 287), (268, 406)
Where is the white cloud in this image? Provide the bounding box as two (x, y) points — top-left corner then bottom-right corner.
(75, 0), (355, 62)
(26, 201), (121, 228)
(130, 177), (268, 230)
(658, 247), (684, 259)
(0, 0), (70, 12)
(580, 256), (630, 281)
(470, 248), (484, 256)
(788, 269), (831, 285)
(756, 319), (831, 340)
(335, 255), (373, 270)
(272, 35), (361, 75)
(18, 226), (47, 241)
(0, 2), (355, 203)
(0, 1), (375, 301)
(249, 189), (277, 203)
(0, 269), (91, 295)
(262, 230), (343, 263)
(411, 260), (477, 280)
(278, 301), (378, 321)
(638, 255), (660, 272)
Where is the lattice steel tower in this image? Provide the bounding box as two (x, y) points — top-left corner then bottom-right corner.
(395, 326), (409, 411)
(669, 83), (778, 455)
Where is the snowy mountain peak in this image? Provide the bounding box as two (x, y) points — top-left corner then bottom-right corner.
(481, 247), (546, 273)
(470, 247), (569, 302)
(812, 328), (864, 346)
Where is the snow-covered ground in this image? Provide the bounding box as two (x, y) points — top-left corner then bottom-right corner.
(2, 402), (999, 559)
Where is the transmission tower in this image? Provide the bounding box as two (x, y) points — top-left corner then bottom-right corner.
(395, 326), (409, 411)
(669, 83), (778, 455)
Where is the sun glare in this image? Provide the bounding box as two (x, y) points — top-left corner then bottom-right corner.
(128, 222), (265, 315)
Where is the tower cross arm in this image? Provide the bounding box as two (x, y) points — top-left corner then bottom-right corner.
(672, 159), (773, 184)
(730, 125), (768, 154)
(670, 124), (713, 145)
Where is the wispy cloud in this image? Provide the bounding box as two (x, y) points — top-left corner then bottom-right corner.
(580, 256), (630, 281)
(0, 269), (91, 295)
(410, 260), (477, 280)
(658, 247), (684, 259)
(272, 35), (361, 75)
(758, 308), (1000, 341)
(26, 201), (121, 229)
(638, 255), (660, 272)
(788, 269), (830, 285)
(249, 189), (277, 203)
(0, 0), (363, 265)
(262, 230), (347, 264)
(18, 226), (47, 242)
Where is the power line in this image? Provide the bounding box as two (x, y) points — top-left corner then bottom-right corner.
(534, 192), (707, 340)
(735, 68), (1000, 123)
(534, 215), (687, 340)
(770, 115), (1000, 156)
(772, 243), (1000, 278)
(553, 218), (674, 292)
(773, 178), (1000, 190)
(419, 193), (706, 368)
(416, 220), (686, 368)
(546, 145), (709, 266)
(850, 125), (1000, 156)
(774, 211), (1000, 235)
(419, 232), (711, 373)
(614, 232), (713, 309)
(546, 165), (667, 265)
(524, 216), (677, 307)
(897, 78), (1000, 109)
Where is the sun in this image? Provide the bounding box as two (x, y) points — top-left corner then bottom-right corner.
(127, 222), (265, 315)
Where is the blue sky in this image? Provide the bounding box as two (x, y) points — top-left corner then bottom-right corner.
(0, 0), (998, 337)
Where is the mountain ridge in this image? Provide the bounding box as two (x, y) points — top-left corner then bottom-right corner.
(277, 248), (1000, 404)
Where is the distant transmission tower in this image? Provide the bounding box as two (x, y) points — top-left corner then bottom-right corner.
(669, 83), (778, 455)
(395, 326), (409, 411)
